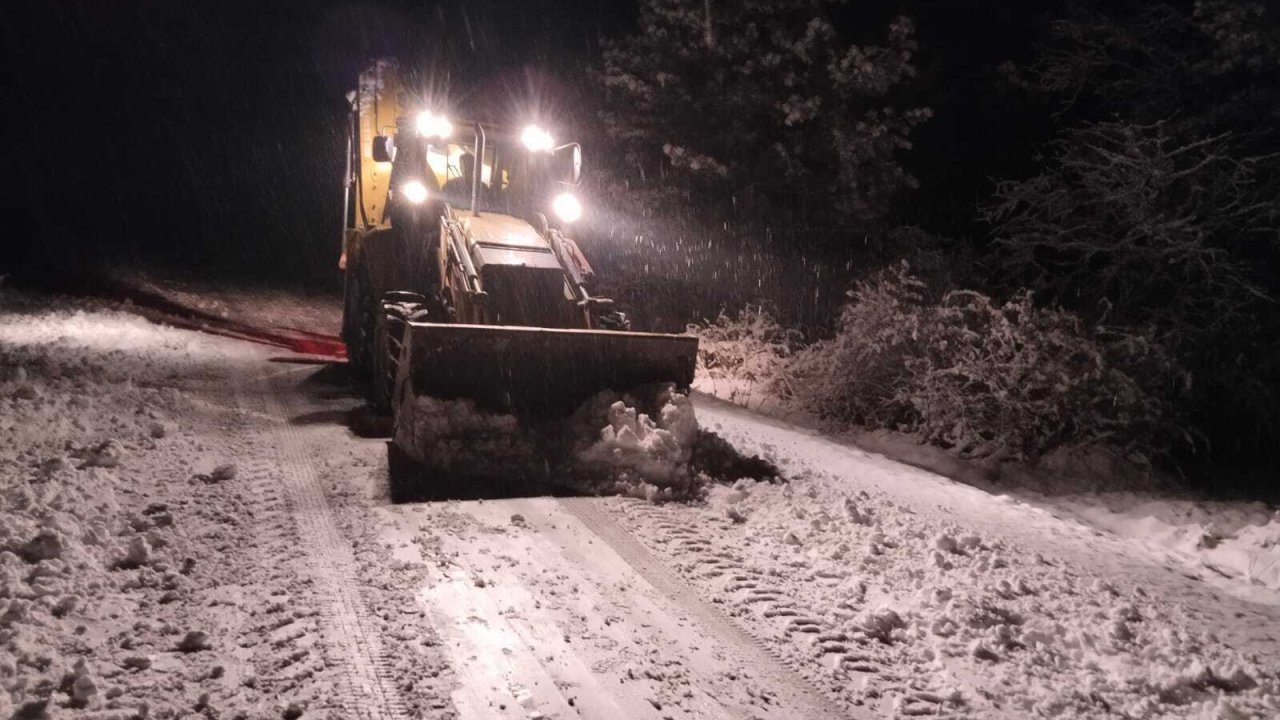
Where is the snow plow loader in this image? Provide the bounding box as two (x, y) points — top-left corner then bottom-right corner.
(338, 60), (698, 467)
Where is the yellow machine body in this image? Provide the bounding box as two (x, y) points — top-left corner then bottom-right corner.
(338, 59), (700, 462)
(356, 59), (402, 230)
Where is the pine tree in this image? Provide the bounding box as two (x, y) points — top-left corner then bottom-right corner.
(599, 0), (930, 231)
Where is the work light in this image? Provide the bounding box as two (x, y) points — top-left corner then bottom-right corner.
(521, 125), (555, 153)
(415, 111), (452, 139)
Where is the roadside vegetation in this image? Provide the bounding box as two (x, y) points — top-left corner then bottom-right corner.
(586, 0), (1280, 496)
(696, 266), (1179, 466)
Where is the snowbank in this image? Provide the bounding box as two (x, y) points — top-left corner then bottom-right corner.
(1049, 493), (1280, 592)
(697, 366), (1280, 607)
(0, 296), (229, 716)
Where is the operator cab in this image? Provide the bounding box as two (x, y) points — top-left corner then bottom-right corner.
(377, 114), (583, 229)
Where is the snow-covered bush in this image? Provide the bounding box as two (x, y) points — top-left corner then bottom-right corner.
(985, 118), (1280, 479)
(782, 262), (928, 428)
(690, 305), (803, 389)
(901, 290), (1176, 461)
(787, 263), (1181, 462)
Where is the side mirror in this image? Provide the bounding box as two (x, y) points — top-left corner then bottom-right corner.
(372, 135), (393, 163)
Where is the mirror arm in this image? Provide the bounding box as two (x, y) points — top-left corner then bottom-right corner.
(471, 123), (486, 217)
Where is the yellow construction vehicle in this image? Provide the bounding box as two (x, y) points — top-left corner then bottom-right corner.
(339, 60), (698, 467)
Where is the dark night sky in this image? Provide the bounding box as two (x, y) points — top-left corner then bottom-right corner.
(2, 0), (1059, 287)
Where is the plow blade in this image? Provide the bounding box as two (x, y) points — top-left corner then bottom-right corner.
(395, 322), (699, 417)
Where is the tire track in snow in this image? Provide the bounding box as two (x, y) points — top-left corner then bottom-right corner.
(559, 496), (856, 719)
(604, 498), (958, 717)
(237, 367), (415, 720)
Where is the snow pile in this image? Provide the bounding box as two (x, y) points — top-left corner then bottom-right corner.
(0, 299), (219, 716)
(0, 298), (223, 363)
(696, 328), (1280, 604)
(573, 388), (702, 501)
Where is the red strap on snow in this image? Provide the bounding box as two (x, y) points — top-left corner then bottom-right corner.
(122, 305), (348, 360)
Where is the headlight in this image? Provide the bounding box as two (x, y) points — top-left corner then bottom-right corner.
(415, 111), (452, 139)
(401, 180), (429, 204)
(552, 192), (582, 223)
(521, 125), (554, 153)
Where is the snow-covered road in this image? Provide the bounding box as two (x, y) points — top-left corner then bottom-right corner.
(3, 289), (1279, 719)
(261, 350), (843, 719)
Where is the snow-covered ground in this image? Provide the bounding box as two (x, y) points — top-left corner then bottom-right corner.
(693, 374), (1280, 604)
(0, 293), (452, 719)
(624, 397), (1280, 717)
(3, 287), (1279, 719)
(1043, 493), (1280, 597)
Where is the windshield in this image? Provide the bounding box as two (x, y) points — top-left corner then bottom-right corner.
(423, 137), (566, 217)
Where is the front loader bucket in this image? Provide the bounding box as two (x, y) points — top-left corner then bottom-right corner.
(395, 323), (699, 418)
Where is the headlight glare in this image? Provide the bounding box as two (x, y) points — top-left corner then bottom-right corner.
(402, 180), (429, 204)
(415, 111), (452, 139)
(552, 192), (582, 223)
(521, 125), (555, 153)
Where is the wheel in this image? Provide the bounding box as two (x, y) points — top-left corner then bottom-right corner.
(346, 264), (377, 387)
(370, 293), (430, 414)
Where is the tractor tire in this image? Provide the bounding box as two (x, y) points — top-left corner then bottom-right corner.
(347, 264), (378, 387)
(370, 292), (430, 415)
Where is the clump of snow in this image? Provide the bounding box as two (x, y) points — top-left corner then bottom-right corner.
(859, 605), (907, 644)
(113, 534), (152, 569)
(573, 387), (702, 501)
(176, 630), (213, 652)
(210, 463), (236, 481)
(81, 438), (126, 468)
(195, 462), (238, 483)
